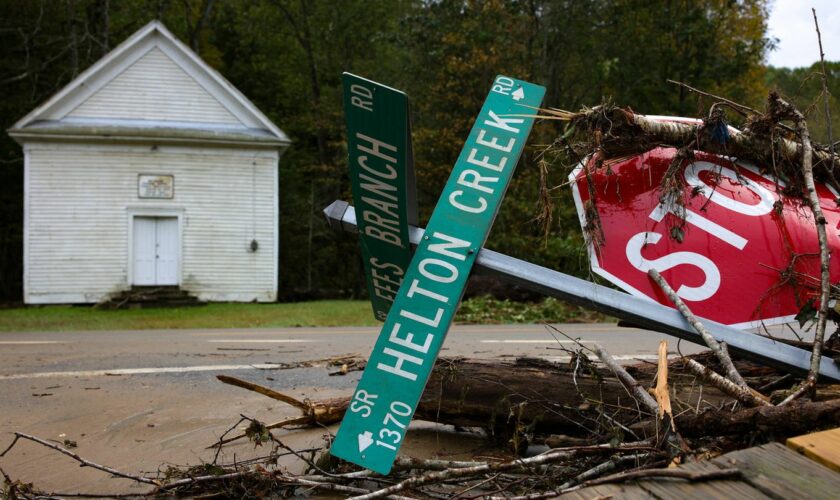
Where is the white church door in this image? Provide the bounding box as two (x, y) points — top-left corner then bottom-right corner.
(133, 216), (179, 286)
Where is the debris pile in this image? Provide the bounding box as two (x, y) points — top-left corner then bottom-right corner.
(4, 22), (840, 498)
(4, 334), (840, 498)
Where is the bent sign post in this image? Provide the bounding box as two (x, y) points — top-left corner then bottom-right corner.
(325, 200), (840, 384)
(331, 75), (545, 474)
(344, 73), (418, 321)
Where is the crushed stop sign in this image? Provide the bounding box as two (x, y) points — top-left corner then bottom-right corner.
(571, 144), (840, 329)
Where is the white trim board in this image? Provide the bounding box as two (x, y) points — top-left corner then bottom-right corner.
(8, 21), (289, 145)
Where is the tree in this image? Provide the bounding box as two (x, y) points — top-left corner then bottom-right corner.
(766, 62), (840, 145)
(0, 0), (780, 302)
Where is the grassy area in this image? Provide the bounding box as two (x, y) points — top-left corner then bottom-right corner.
(0, 301), (379, 332)
(455, 296), (608, 324)
(0, 297), (608, 332)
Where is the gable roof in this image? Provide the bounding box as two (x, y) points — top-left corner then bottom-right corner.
(9, 21), (289, 147)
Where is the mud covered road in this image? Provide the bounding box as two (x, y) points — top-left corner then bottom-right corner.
(0, 323), (706, 492)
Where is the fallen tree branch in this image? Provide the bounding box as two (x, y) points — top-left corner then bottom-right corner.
(534, 101), (840, 187)
(213, 357), (718, 449)
(490, 453), (655, 500)
(559, 453), (648, 489)
(217, 375), (310, 411)
(637, 397), (840, 438)
(0, 432), (159, 486)
(580, 466), (742, 488)
(592, 343), (658, 413)
(158, 470), (255, 491)
(684, 358), (771, 407)
(771, 93), (830, 403)
(349, 444), (654, 500)
(649, 269), (747, 389)
(276, 475), (382, 497)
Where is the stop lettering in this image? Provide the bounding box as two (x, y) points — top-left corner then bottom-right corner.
(570, 146), (840, 328)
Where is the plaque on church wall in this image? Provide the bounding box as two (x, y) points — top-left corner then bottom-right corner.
(138, 174), (174, 199)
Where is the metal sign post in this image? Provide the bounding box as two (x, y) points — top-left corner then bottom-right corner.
(343, 73), (418, 321)
(330, 76), (546, 474)
(325, 200), (840, 384)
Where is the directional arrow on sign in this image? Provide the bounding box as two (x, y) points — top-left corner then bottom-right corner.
(512, 87), (525, 101)
(330, 75), (546, 475)
(358, 431), (373, 453)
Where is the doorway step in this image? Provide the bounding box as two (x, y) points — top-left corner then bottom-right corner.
(99, 286), (204, 309)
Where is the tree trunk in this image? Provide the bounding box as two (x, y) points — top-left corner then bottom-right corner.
(667, 398), (840, 439)
(292, 358), (731, 437)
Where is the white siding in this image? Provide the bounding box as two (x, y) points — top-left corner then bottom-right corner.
(67, 47), (243, 125)
(25, 142), (278, 303)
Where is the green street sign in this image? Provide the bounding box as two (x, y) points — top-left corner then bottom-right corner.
(331, 75), (545, 474)
(344, 73), (418, 322)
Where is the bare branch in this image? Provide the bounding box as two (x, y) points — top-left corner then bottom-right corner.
(812, 9), (837, 181)
(216, 374), (310, 411)
(684, 358), (771, 407)
(580, 466), (741, 488)
(349, 444), (652, 500)
(649, 269), (748, 388)
(772, 94), (829, 403)
(0, 432), (158, 486)
(592, 343), (658, 414)
(667, 79), (760, 117)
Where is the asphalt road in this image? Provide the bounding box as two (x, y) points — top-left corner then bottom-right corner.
(0, 323), (705, 492)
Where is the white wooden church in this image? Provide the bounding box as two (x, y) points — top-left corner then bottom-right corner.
(8, 21), (290, 304)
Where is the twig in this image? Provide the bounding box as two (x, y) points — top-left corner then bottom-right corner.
(591, 343), (657, 413)
(758, 373), (794, 393)
(393, 456), (486, 471)
(212, 415), (249, 463)
(579, 466), (741, 488)
(683, 358), (771, 407)
(667, 79), (760, 116)
(210, 416), (312, 447)
(813, 9), (836, 177)
(559, 453), (648, 489)
(486, 454), (652, 500)
(649, 269), (748, 388)
(159, 471), (253, 490)
(216, 374), (310, 411)
(349, 445), (650, 500)
(667, 79), (799, 136)
(453, 473), (502, 498)
(0, 432), (158, 485)
(276, 475), (380, 496)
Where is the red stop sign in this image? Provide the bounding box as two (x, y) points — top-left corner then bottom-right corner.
(571, 144), (840, 328)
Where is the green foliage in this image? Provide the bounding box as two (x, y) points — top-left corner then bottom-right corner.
(244, 419), (271, 447)
(0, 0), (782, 303)
(0, 298), (608, 331)
(765, 62), (840, 145)
(455, 295), (609, 324)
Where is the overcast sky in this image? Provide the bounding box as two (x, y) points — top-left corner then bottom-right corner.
(767, 0), (840, 68)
